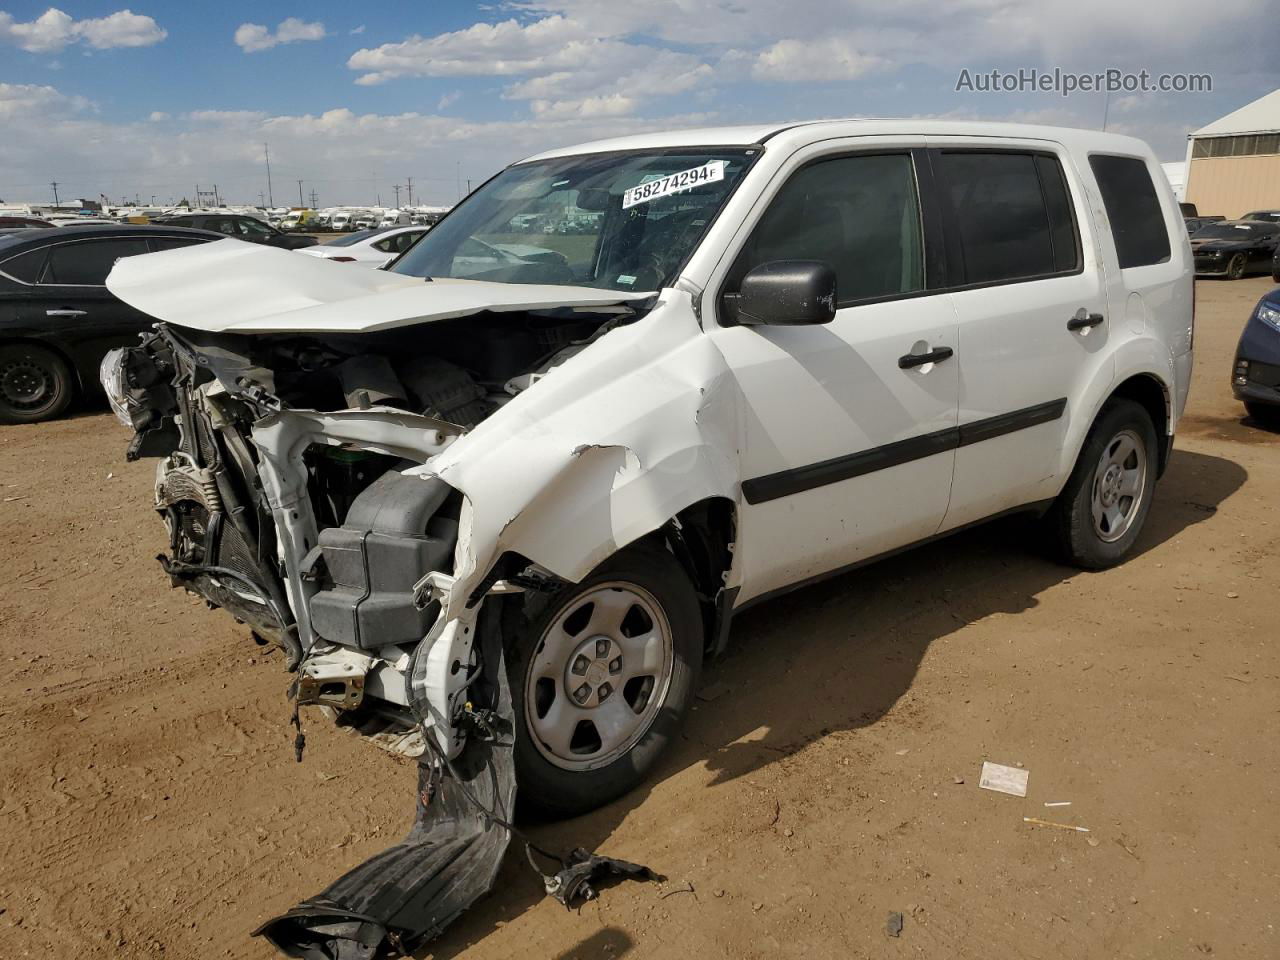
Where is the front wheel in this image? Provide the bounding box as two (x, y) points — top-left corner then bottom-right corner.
(1046, 398), (1158, 569)
(506, 540), (702, 819)
(1244, 400), (1280, 427)
(0, 343), (75, 424)
(1226, 254), (1247, 280)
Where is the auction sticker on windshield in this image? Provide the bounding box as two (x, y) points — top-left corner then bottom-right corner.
(622, 161), (727, 210)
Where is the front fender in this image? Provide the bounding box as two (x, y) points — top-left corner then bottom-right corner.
(423, 291), (742, 608)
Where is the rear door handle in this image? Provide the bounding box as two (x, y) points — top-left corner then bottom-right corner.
(46, 309), (88, 318)
(1067, 310), (1105, 331)
(898, 346), (954, 369)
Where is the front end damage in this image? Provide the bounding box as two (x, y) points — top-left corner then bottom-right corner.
(109, 313), (665, 957)
(103, 233), (744, 956)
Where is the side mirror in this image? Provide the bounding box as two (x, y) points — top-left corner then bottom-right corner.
(732, 260), (837, 326)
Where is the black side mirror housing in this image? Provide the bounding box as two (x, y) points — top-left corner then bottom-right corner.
(732, 260), (837, 326)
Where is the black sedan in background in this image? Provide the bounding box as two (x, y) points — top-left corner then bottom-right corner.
(155, 213), (318, 250)
(0, 224), (220, 423)
(1191, 220), (1280, 279)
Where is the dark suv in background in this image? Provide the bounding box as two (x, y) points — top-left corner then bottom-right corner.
(154, 213), (318, 250)
(0, 224), (220, 423)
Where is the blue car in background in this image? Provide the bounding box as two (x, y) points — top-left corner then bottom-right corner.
(1234, 277), (1280, 424)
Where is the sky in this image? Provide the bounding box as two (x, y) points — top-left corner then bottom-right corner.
(1, 0), (1278, 208)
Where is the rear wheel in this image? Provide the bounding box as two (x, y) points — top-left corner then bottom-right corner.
(1046, 398), (1158, 569)
(0, 344), (74, 424)
(1226, 254), (1247, 280)
(506, 540), (702, 818)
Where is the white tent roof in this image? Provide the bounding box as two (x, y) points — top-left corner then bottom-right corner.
(1192, 89), (1280, 137)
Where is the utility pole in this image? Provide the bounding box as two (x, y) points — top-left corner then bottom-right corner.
(297, 180), (304, 208)
(308, 188), (318, 208)
(466, 179), (472, 195)
(50, 181), (60, 205)
(406, 177), (413, 207)
(259, 191), (265, 207)
(213, 184), (221, 207)
(264, 143), (274, 207)
(393, 184), (401, 207)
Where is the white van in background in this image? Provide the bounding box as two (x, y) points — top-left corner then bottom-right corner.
(380, 210), (410, 227)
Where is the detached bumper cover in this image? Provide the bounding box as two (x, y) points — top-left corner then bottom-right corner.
(256, 626), (517, 960)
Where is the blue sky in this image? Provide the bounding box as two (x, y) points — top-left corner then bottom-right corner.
(2, 1), (1278, 206)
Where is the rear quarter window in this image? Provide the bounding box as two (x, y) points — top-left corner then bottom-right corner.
(1088, 154), (1172, 269)
(0, 246), (50, 283)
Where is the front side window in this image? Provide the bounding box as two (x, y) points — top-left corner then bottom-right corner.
(238, 218), (272, 237)
(935, 151), (1079, 285)
(1089, 154), (1171, 269)
(212, 218), (238, 236)
(391, 149), (755, 290)
(42, 239), (151, 285)
(725, 152), (925, 306)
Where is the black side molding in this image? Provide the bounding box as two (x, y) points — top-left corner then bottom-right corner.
(742, 397), (1068, 505)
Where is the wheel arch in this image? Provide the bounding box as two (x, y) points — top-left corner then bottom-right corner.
(1106, 372), (1172, 477)
(0, 336), (83, 391)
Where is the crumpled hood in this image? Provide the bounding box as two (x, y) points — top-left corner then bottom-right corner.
(105, 237), (651, 334)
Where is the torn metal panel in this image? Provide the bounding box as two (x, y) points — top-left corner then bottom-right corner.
(105, 237), (652, 335)
(420, 289), (744, 611)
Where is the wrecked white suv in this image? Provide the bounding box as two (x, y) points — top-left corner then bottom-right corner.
(104, 120), (1192, 956)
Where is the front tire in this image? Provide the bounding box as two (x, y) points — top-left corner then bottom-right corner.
(1244, 400), (1280, 426)
(1046, 398), (1158, 569)
(1226, 254), (1247, 280)
(0, 344), (75, 424)
(506, 540), (702, 819)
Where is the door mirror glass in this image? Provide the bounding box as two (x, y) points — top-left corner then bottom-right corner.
(733, 260), (837, 326)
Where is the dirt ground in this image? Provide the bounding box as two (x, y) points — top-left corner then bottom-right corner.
(2, 277), (1278, 960)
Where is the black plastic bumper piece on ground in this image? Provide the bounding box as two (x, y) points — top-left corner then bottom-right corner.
(255, 637), (517, 959)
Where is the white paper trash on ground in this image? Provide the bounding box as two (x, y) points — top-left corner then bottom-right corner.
(979, 762), (1029, 797)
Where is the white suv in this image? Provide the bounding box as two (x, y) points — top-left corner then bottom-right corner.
(104, 120), (1192, 952)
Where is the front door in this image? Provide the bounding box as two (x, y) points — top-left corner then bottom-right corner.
(709, 149), (960, 603)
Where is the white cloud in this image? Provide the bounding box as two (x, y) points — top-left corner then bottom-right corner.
(752, 37), (885, 84)
(347, 16), (713, 117)
(0, 7), (165, 53)
(436, 90), (462, 111)
(148, 110), (169, 122)
(0, 81), (90, 118)
(350, 24), (365, 36)
(234, 17), (325, 53)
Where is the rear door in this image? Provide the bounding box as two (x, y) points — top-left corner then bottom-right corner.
(26, 236), (156, 369)
(932, 144), (1113, 531)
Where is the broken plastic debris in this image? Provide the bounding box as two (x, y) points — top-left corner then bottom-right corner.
(979, 761), (1029, 797)
(886, 911), (904, 937)
(1044, 801), (1072, 808)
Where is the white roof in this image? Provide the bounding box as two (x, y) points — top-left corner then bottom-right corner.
(521, 118), (1152, 162)
(1192, 89), (1280, 137)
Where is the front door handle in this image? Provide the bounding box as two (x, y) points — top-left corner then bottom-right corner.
(46, 309), (88, 318)
(1067, 310), (1105, 331)
(898, 345), (954, 369)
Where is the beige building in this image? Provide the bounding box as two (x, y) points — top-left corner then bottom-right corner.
(1183, 89), (1280, 219)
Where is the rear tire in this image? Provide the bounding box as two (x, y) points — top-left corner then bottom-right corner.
(1046, 398), (1158, 569)
(0, 344), (75, 424)
(505, 540), (702, 819)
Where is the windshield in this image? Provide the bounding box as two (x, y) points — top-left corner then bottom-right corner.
(1193, 223), (1269, 240)
(390, 148), (756, 289)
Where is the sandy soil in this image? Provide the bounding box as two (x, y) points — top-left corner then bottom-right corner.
(2, 277), (1278, 960)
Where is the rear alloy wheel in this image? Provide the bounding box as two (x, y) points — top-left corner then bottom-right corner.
(1226, 254), (1247, 280)
(0, 344), (74, 424)
(1047, 398), (1158, 569)
(507, 541), (702, 818)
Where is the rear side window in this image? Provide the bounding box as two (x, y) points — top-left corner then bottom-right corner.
(935, 151), (1079, 285)
(1088, 155), (1171, 268)
(42, 239), (151, 285)
(727, 152), (925, 305)
(0, 247), (50, 283)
